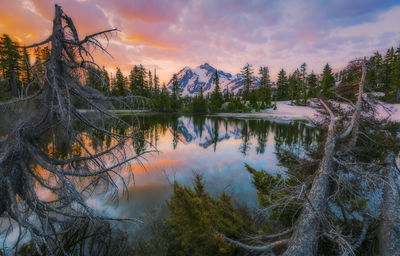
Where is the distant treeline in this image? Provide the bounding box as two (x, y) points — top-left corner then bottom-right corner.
(1, 33), (399, 109)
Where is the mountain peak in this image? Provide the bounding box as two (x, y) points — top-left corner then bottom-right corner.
(198, 63), (215, 71)
(167, 64), (260, 96)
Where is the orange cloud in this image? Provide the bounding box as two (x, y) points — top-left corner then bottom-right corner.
(121, 159), (180, 174)
(120, 34), (178, 50)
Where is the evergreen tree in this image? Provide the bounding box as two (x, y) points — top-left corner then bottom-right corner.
(102, 67), (110, 94)
(154, 68), (159, 95)
(113, 67), (126, 96)
(129, 66), (138, 94)
(277, 69), (288, 100)
(307, 71), (318, 99)
(128, 65), (147, 96)
(240, 63), (254, 100)
(259, 66), (272, 107)
(171, 74), (181, 111)
(165, 175), (253, 256)
(0, 34), (22, 97)
(381, 48), (394, 95)
(21, 48), (32, 87)
(288, 69), (300, 103)
(321, 63), (335, 97)
(137, 64), (147, 96)
(192, 86), (207, 113)
(223, 85), (230, 102)
(148, 70), (153, 93)
(367, 51), (383, 91)
(389, 52), (400, 102)
(210, 71), (223, 112)
(31, 47), (48, 83)
(299, 63), (308, 104)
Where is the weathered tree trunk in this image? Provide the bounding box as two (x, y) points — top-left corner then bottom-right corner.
(283, 100), (336, 256)
(378, 152), (400, 256)
(9, 69), (18, 97)
(338, 58), (366, 147)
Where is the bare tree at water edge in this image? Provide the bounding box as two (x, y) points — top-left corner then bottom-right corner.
(0, 5), (151, 255)
(222, 59), (400, 255)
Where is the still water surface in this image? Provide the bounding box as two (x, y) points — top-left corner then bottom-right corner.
(99, 114), (319, 221)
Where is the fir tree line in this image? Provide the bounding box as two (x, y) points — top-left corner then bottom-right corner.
(1, 33), (399, 110)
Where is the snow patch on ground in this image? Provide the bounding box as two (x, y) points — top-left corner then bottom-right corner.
(216, 100), (400, 123)
(375, 102), (400, 122)
(216, 101), (319, 121)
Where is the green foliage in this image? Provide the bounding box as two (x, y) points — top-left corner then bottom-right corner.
(389, 50), (400, 101)
(129, 64), (148, 96)
(112, 67), (127, 96)
(321, 63), (335, 98)
(240, 63), (254, 100)
(153, 84), (174, 112)
(245, 164), (301, 227)
(259, 66), (272, 107)
(276, 69), (289, 100)
(336, 61), (361, 101)
(164, 174), (253, 256)
(209, 71), (224, 112)
(171, 74), (181, 111)
(192, 86), (207, 113)
(0, 34), (22, 97)
(249, 89), (259, 110)
(307, 71), (318, 98)
(225, 98), (248, 112)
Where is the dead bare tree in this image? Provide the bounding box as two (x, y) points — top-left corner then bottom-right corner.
(0, 5), (151, 255)
(223, 58), (400, 255)
(378, 152), (400, 256)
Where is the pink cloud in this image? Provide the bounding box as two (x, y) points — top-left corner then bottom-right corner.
(0, 0), (399, 83)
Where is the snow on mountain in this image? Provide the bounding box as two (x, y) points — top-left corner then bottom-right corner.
(167, 117), (243, 149)
(166, 63), (259, 97)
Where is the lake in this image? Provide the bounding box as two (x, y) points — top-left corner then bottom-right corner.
(79, 114), (319, 226)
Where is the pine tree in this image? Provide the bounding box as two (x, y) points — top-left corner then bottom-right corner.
(129, 66), (138, 94)
(154, 68), (159, 95)
(209, 71), (223, 112)
(102, 67), (110, 94)
(114, 67), (126, 96)
(288, 69), (300, 104)
(307, 71), (318, 99)
(224, 85), (230, 102)
(259, 66), (272, 107)
(299, 63), (308, 104)
(148, 70), (153, 93)
(321, 63), (335, 97)
(389, 53), (400, 102)
(277, 69), (288, 100)
(0, 34), (22, 97)
(171, 74), (180, 111)
(21, 48), (32, 87)
(192, 85), (207, 113)
(367, 51), (383, 91)
(137, 64), (146, 96)
(240, 63), (254, 100)
(382, 48), (395, 94)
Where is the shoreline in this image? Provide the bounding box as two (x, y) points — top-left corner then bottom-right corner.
(77, 100), (400, 123)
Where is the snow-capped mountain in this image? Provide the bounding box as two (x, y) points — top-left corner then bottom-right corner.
(168, 117), (243, 149)
(166, 63), (260, 96)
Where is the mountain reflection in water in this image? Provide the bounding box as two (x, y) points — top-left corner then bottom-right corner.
(106, 114), (319, 221)
(28, 113), (318, 220)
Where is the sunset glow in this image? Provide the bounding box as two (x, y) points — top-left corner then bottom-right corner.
(0, 0), (399, 82)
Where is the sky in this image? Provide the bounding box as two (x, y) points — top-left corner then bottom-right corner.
(0, 0), (399, 83)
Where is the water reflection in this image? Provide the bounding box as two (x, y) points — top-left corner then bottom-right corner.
(35, 114), (319, 219)
(102, 115), (319, 219)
